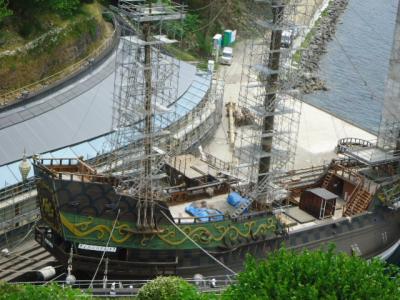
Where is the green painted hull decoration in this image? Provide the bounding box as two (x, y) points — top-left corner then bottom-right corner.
(377, 180), (400, 206)
(60, 213), (133, 244)
(60, 212), (278, 250)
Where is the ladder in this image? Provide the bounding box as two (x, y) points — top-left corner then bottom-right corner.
(343, 189), (373, 216)
(322, 172), (333, 188)
(229, 174), (273, 218)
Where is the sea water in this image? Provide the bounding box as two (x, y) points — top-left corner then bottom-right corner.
(304, 0), (399, 134)
(303, 0), (400, 263)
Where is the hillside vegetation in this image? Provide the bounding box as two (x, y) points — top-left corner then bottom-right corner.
(0, 0), (113, 96)
(170, 0), (267, 56)
(0, 0), (264, 95)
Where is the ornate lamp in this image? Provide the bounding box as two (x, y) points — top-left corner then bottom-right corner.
(19, 150), (31, 182)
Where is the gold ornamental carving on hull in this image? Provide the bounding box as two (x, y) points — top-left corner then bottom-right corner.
(156, 219), (276, 246)
(60, 213), (276, 246)
(60, 214), (133, 244)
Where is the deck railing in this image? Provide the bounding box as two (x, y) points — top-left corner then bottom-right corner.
(0, 179), (36, 202)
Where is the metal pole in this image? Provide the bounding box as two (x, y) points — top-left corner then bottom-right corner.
(258, 0), (284, 182)
(143, 1), (153, 178)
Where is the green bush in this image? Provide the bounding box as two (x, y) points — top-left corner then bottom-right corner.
(222, 246), (400, 300)
(137, 276), (200, 300)
(52, 0), (81, 17)
(0, 282), (90, 300)
(0, 0), (12, 23)
(8, 0), (81, 18)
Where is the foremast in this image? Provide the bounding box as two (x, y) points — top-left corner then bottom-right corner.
(107, 0), (186, 230)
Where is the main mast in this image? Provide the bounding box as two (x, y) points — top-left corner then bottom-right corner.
(234, 0), (310, 208)
(259, 1), (285, 180)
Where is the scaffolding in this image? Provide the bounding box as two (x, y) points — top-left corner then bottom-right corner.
(105, 0), (186, 229)
(234, 0), (316, 206)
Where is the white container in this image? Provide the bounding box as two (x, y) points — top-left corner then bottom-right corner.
(220, 47), (233, 65)
(208, 60), (215, 73)
(36, 266), (56, 281)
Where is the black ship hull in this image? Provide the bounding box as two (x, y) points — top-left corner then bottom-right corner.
(32, 158), (400, 278)
(35, 207), (400, 278)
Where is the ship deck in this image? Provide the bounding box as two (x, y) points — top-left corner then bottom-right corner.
(279, 197), (346, 232)
(168, 193), (235, 223)
(168, 191), (348, 227)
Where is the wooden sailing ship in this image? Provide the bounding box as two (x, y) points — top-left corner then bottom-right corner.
(33, 0), (400, 278)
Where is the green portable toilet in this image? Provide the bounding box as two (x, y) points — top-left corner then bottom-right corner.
(223, 30), (232, 46)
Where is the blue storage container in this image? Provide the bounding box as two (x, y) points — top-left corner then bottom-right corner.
(227, 192), (244, 207)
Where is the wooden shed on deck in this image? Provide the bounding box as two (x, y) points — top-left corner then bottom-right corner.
(299, 188), (338, 219)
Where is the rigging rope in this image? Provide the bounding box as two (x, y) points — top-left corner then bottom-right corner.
(44, 272), (66, 285)
(332, 34), (398, 123)
(160, 210), (237, 276)
(7, 221), (37, 255)
(89, 207), (121, 288)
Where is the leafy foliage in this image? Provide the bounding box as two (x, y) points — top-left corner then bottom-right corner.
(137, 276), (200, 300)
(0, 0), (12, 23)
(0, 282), (90, 300)
(52, 0), (81, 17)
(222, 246), (400, 300)
(8, 0), (81, 18)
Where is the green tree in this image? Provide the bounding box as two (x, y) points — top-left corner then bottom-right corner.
(8, 0), (81, 17)
(0, 282), (90, 300)
(137, 276), (201, 300)
(52, 0), (81, 16)
(0, 0), (12, 23)
(222, 246), (400, 300)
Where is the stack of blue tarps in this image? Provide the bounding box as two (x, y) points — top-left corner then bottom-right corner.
(227, 192), (249, 213)
(185, 203), (224, 222)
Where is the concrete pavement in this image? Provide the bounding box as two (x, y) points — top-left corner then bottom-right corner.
(205, 41), (376, 170)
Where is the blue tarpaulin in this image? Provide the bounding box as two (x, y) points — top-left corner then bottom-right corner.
(185, 203), (223, 222)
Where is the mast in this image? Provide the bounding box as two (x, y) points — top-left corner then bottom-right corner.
(259, 1), (285, 181)
(109, 0), (186, 229)
(378, 1), (400, 155)
(143, 2), (152, 178)
(234, 0), (310, 208)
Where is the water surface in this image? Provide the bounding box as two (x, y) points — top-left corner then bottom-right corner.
(304, 0), (398, 134)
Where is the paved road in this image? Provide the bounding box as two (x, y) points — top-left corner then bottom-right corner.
(0, 43), (197, 166)
(204, 42), (247, 162)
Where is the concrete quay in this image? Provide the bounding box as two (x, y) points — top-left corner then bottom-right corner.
(294, 101), (376, 169)
(205, 43), (376, 170)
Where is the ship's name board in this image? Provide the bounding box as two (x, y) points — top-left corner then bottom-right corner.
(78, 244), (117, 253)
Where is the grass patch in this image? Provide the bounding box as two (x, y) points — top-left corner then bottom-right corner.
(293, 21), (319, 64)
(293, 1), (332, 64)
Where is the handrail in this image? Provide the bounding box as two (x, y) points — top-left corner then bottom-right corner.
(0, 179), (36, 202)
(201, 152), (232, 172)
(336, 137), (374, 154)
